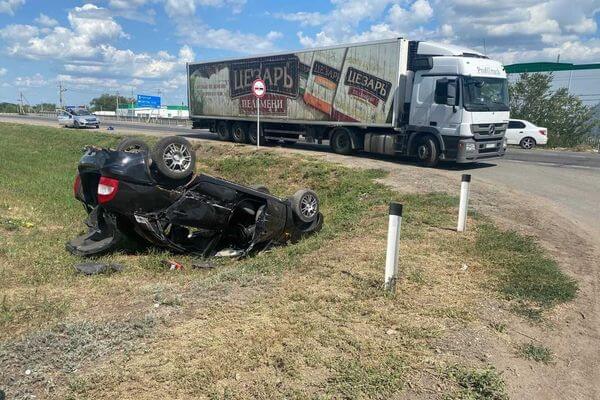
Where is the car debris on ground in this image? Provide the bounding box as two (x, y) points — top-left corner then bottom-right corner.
(73, 262), (124, 275)
(67, 136), (323, 259)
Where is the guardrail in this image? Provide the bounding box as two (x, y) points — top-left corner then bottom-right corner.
(25, 111), (192, 127)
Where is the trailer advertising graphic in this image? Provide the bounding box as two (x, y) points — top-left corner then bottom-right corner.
(188, 41), (401, 125)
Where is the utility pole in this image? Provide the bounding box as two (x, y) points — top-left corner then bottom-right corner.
(18, 92), (24, 114)
(116, 91), (119, 120)
(58, 81), (67, 110)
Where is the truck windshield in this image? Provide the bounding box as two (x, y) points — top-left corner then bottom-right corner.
(462, 77), (509, 112)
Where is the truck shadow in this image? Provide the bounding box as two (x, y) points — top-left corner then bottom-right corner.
(181, 130), (498, 171)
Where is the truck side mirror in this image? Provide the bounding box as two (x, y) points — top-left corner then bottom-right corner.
(446, 79), (458, 106)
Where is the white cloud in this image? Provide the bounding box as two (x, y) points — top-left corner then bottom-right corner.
(0, 67), (7, 76)
(284, 0), (600, 63)
(178, 45), (195, 62)
(276, 11), (329, 27)
(34, 13), (58, 27)
(57, 73), (143, 91)
(0, 0), (24, 15)
(14, 73), (47, 87)
(164, 1), (281, 53)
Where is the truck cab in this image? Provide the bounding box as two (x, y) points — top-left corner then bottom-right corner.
(407, 42), (509, 164)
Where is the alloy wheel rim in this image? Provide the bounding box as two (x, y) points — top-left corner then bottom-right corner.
(163, 143), (191, 171)
(300, 193), (318, 218)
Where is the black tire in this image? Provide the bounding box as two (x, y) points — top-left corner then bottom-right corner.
(248, 124), (262, 145)
(250, 184), (270, 194)
(151, 136), (196, 180)
(116, 137), (150, 154)
(520, 137), (536, 150)
(291, 189), (319, 223)
(283, 140), (296, 146)
(415, 135), (439, 167)
(73, 120), (80, 129)
(231, 122), (248, 143)
(330, 128), (353, 155)
(216, 121), (231, 141)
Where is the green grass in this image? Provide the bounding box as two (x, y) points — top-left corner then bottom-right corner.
(474, 223), (578, 310)
(0, 122), (578, 399)
(517, 343), (553, 364)
(447, 366), (508, 400)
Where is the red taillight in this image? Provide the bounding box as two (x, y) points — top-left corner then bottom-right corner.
(97, 176), (119, 204)
(539, 130), (547, 136)
(73, 175), (81, 197)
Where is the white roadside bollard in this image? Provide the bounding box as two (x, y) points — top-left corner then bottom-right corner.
(457, 174), (471, 232)
(384, 202), (403, 292)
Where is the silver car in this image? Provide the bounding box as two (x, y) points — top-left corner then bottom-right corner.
(57, 108), (100, 129)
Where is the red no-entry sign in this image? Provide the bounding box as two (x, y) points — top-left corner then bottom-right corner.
(252, 79), (266, 98)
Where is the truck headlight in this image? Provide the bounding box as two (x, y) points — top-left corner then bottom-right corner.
(465, 143), (476, 152)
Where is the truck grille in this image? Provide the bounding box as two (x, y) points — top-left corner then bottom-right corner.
(471, 123), (507, 136)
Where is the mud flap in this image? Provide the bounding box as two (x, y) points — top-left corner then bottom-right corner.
(66, 207), (124, 257)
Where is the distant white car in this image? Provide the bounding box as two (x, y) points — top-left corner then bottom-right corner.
(57, 108), (100, 129)
(506, 119), (547, 149)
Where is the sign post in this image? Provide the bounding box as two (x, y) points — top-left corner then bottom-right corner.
(251, 79), (266, 149)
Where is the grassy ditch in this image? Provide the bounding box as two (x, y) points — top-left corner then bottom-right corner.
(0, 122), (577, 399)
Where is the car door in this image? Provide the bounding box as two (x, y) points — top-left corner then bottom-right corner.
(429, 77), (462, 136)
(57, 111), (70, 126)
(506, 120), (525, 144)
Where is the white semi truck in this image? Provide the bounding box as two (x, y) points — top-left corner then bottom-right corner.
(187, 38), (509, 166)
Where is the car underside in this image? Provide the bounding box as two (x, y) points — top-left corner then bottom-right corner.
(67, 137), (323, 258)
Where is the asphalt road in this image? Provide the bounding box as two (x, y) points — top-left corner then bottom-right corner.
(2, 114), (599, 238)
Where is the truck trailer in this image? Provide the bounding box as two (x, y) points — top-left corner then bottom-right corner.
(187, 38), (509, 166)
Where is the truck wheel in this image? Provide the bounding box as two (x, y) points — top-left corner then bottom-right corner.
(248, 124), (262, 145)
(151, 136), (196, 179)
(415, 136), (439, 167)
(520, 137), (536, 150)
(330, 128), (354, 155)
(116, 137), (149, 154)
(291, 189), (319, 223)
(216, 121), (231, 141)
(231, 122), (248, 143)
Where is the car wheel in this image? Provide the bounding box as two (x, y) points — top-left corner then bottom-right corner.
(520, 137), (536, 150)
(231, 122), (248, 143)
(116, 137), (150, 154)
(291, 189), (319, 223)
(250, 184), (270, 194)
(151, 136), (196, 179)
(216, 121), (231, 141)
(330, 128), (353, 155)
(73, 121), (80, 129)
(415, 135), (439, 167)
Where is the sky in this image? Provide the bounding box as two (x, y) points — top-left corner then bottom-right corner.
(0, 0), (599, 106)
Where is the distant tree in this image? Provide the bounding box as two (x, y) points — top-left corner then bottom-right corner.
(89, 94), (133, 111)
(0, 102), (19, 113)
(31, 103), (57, 112)
(509, 73), (597, 147)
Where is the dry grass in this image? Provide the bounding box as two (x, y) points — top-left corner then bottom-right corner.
(0, 123), (576, 399)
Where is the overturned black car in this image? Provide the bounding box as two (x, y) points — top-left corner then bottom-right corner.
(67, 136), (323, 258)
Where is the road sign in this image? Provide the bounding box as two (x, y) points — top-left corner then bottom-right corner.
(252, 79), (266, 98)
(137, 94), (161, 108)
